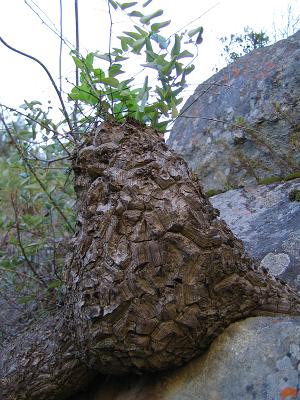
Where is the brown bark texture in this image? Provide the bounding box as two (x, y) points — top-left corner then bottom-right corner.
(1, 119), (300, 400)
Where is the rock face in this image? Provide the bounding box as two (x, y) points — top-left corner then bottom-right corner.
(168, 31), (300, 192)
(211, 178), (300, 288)
(73, 316), (300, 400)
(71, 178), (300, 400)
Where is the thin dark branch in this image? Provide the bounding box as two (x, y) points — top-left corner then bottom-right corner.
(73, 0), (80, 129)
(59, 0), (63, 94)
(172, 81), (227, 125)
(170, 2), (220, 39)
(24, 0), (73, 49)
(107, 0), (114, 114)
(0, 266), (44, 285)
(25, 155), (70, 164)
(49, 209), (62, 281)
(10, 194), (48, 288)
(0, 36), (73, 135)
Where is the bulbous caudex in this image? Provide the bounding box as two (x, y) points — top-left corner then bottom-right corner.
(1, 119), (300, 400)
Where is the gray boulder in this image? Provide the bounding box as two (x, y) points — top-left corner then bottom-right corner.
(71, 179), (300, 400)
(73, 317), (300, 400)
(211, 178), (300, 288)
(168, 31), (300, 192)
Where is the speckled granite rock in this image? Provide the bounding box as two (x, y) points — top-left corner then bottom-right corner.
(168, 31), (300, 192)
(211, 178), (300, 289)
(72, 317), (300, 400)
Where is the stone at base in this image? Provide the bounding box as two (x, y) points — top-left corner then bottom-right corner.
(73, 316), (300, 400)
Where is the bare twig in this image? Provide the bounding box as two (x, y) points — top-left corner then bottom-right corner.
(59, 0), (63, 94)
(24, 0), (73, 49)
(0, 36), (73, 135)
(170, 2), (220, 39)
(48, 209), (63, 281)
(107, 0), (115, 113)
(10, 193), (48, 287)
(0, 263), (44, 285)
(172, 81), (223, 126)
(73, 0), (80, 129)
(25, 155), (70, 164)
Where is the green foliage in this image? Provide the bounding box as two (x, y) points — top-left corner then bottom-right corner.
(289, 189), (300, 202)
(220, 27), (270, 64)
(69, 0), (201, 132)
(205, 188), (224, 197)
(284, 171), (300, 181)
(0, 102), (76, 315)
(257, 176), (283, 185)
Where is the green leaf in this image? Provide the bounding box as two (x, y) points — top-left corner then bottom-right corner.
(151, 20), (171, 32)
(145, 38), (154, 61)
(108, 0), (118, 9)
(158, 100), (168, 116)
(120, 2), (138, 9)
(94, 68), (105, 80)
(142, 75), (149, 92)
(134, 25), (149, 37)
(172, 86), (184, 97)
(113, 102), (125, 117)
(128, 10), (143, 17)
(184, 64), (195, 75)
(100, 77), (120, 87)
(132, 38), (146, 54)
(72, 55), (84, 69)
(143, 0), (152, 7)
(151, 33), (168, 49)
(115, 54), (129, 62)
(85, 53), (94, 69)
(161, 60), (175, 75)
(118, 36), (134, 51)
(124, 31), (142, 40)
(172, 106), (178, 118)
(177, 50), (194, 59)
(188, 26), (203, 38)
(175, 61), (183, 76)
(141, 61), (159, 71)
(112, 47), (123, 54)
(69, 84), (98, 104)
(48, 280), (62, 289)
(171, 34), (181, 58)
(94, 52), (111, 62)
(140, 9), (163, 25)
(118, 78), (134, 90)
(138, 76), (149, 112)
(19, 295), (34, 305)
(108, 64), (124, 77)
(155, 120), (169, 132)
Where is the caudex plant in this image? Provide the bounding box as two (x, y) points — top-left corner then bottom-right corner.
(0, 0), (202, 321)
(1, 2), (300, 400)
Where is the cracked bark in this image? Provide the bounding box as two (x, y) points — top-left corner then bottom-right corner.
(1, 119), (300, 399)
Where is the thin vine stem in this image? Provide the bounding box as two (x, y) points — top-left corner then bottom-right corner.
(59, 0), (63, 94)
(10, 193), (48, 288)
(0, 36), (74, 137)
